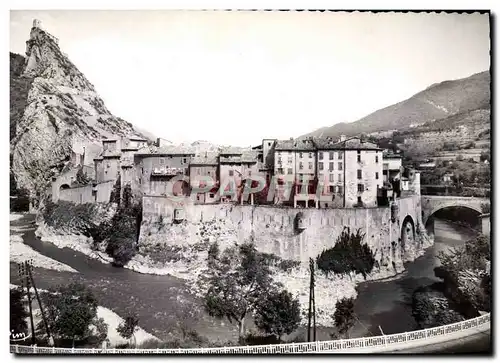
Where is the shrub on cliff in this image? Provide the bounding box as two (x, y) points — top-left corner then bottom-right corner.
(316, 227), (375, 279)
(10, 187), (30, 212)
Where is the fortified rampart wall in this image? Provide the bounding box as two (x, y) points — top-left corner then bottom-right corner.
(140, 195), (426, 268)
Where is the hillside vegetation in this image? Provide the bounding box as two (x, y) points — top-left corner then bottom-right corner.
(301, 71), (490, 139)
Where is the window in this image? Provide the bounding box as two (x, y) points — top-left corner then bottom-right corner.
(248, 170), (252, 176)
(278, 157), (282, 163)
(338, 173), (343, 183)
(338, 162), (343, 171)
(309, 162), (313, 169)
(375, 155), (379, 163)
(183, 158), (187, 164)
(376, 172), (379, 180)
(106, 163), (110, 169)
(299, 152), (303, 158)
(329, 162), (334, 171)
(309, 152), (313, 158)
(383, 163), (389, 169)
(299, 162), (303, 170)
(357, 196), (362, 204)
(139, 178), (142, 185)
(357, 154), (361, 162)
(329, 185), (334, 193)
(209, 193), (215, 198)
(160, 158), (165, 165)
(338, 152), (343, 160)
(338, 186), (343, 194)
(383, 170), (387, 175)
(329, 174), (334, 182)
(357, 170), (362, 179)
(288, 157), (293, 163)
(358, 184), (364, 192)
(141, 167), (144, 174)
(319, 152), (324, 160)
(287, 168), (293, 175)
(268, 142), (271, 146)
(329, 151), (334, 159)
(319, 162), (324, 170)
(229, 170), (234, 176)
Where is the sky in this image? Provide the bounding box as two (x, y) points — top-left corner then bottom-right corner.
(10, 10), (490, 147)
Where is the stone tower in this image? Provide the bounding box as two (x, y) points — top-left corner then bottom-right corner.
(32, 19), (42, 29)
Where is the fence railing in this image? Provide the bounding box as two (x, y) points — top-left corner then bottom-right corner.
(11, 313), (490, 354)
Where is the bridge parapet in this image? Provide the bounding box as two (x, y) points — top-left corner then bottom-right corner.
(11, 313), (490, 354)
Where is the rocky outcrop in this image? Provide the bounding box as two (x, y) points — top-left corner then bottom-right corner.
(11, 20), (151, 198)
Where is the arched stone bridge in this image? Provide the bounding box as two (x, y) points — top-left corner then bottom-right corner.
(421, 195), (490, 225)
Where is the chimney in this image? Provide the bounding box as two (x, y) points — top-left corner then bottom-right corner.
(33, 19), (42, 29)
(340, 135), (346, 142)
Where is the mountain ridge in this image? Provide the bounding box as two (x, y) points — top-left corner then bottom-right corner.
(299, 70), (490, 140)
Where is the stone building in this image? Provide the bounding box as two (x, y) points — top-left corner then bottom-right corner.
(382, 152), (403, 184)
(189, 152), (219, 204)
(94, 139), (121, 183)
(273, 138), (317, 207)
(134, 146), (194, 196)
(314, 137), (346, 208)
(218, 148), (261, 203)
(341, 138), (383, 208)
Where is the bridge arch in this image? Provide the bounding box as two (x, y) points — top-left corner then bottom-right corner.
(421, 196), (489, 225)
(59, 183), (70, 190)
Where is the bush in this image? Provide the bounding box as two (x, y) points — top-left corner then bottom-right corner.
(316, 227), (375, 279)
(105, 236), (137, 267)
(332, 297), (355, 338)
(11, 187), (30, 212)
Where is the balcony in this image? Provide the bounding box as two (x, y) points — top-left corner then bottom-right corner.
(151, 167), (186, 176)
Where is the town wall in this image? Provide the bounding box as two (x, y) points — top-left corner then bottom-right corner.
(58, 180), (114, 204)
(140, 195), (424, 267)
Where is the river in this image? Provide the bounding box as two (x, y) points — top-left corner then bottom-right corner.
(9, 214), (485, 349)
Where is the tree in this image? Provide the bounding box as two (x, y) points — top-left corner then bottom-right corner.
(204, 242), (279, 341)
(254, 289), (301, 340)
(10, 288), (28, 338)
(91, 317), (109, 346)
(44, 283), (98, 347)
(332, 297), (355, 338)
(117, 314), (139, 347)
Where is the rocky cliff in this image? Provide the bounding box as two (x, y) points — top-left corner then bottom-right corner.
(11, 21), (152, 198)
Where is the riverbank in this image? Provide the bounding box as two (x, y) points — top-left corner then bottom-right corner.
(9, 284), (158, 347)
(33, 212), (432, 328)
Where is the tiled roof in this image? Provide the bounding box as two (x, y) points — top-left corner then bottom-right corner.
(220, 146), (244, 155)
(135, 144), (196, 156)
(191, 152), (219, 165)
(275, 139), (316, 151)
(219, 149), (258, 164)
(313, 137), (381, 150)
